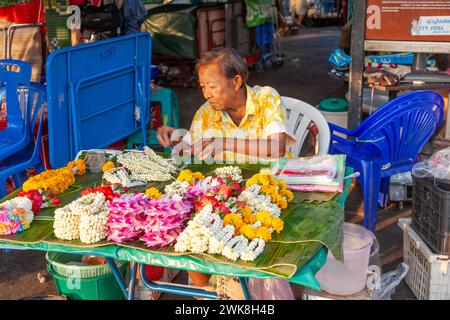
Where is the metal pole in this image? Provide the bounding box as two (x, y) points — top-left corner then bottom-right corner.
(239, 277), (252, 300)
(139, 264), (219, 299)
(225, 3), (233, 48)
(127, 262), (138, 300)
(106, 257), (128, 299)
(348, 0), (367, 130)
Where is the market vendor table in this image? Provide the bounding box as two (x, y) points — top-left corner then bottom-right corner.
(0, 163), (349, 300)
(0, 238), (328, 300)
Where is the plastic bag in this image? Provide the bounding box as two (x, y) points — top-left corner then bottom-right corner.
(412, 147), (450, 180)
(271, 155), (339, 184)
(247, 278), (295, 300)
(390, 172), (413, 184)
(371, 262), (409, 300)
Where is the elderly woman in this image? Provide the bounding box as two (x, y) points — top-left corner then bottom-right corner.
(157, 48), (294, 162)
(157, 48), (294, 289)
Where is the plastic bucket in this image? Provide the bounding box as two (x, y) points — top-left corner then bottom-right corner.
(48, 265), (128, 300)
(315, 223), (374, 295)
(318, 98), (348, 138)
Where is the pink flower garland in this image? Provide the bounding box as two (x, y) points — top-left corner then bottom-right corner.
(139, 196), (193, 247)
(107, 193), (147, 243)
(0, 209), (22, 235)
(186, 177), (224, 200)
(107, 193), (193, 247)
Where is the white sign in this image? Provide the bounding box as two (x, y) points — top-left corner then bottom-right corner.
(411, 16), (450, 36)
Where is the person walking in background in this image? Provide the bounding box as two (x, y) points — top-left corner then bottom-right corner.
(122, 0), (147, 35)
(290, 0), (307, 27)
(69, 0), (124, 45)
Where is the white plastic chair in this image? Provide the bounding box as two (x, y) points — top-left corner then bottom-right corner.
(281, 96), (330, 156)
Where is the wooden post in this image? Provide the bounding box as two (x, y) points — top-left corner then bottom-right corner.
(348, 0), (367, 130)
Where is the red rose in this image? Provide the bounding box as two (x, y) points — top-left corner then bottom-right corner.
(50, 197), (61, 206)
(19, 190), (43, 213)
(217, 202), (231, 215)
(231, 182), (241, 192)
(215, 177), (225, 185)
(81, 188), (93, 196)
(217, 184), (232, 200)
(195, 195), (219, 211)
(235, 200), (246, 209)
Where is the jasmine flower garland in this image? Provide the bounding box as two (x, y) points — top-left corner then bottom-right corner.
(54, 207), (80, 240)
(80, 209), (109, 244)
(174, 204), (268, 261)
(240, 238), (265, 261)
(238, 185), (281, 217)
(213, 166), (242, 182)
(53, 192), (110, 243)
(117, 147), (178, 182)
(164, 180), (191, 197)
(103, 167), (132, 186)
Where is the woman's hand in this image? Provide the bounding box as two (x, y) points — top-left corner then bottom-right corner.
(157, 126), (177, 147)
(191, 138), (223, 160)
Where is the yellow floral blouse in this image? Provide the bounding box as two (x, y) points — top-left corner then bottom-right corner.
(184, 85), (295, 162)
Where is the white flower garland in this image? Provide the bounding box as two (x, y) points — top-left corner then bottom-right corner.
(240, 238), (265, 261)
(174, 204), (268, 261)
(214, 166), (242, 182)
(103, 167), (133, 186)
(79, 209), (109, 244)
(69, 192), (106, 215)
(238, 185), (281, 217)
(117, 147), (177, 182)
(143, 146), (178, 171)
(53, 192), (109, 243)
(54, 207), (80, 240)
(222, 236), (249, 261)
(164, 180), (191, 197)
(0, 197), (33, 213)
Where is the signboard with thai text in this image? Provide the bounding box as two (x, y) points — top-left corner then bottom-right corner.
(366, 0), (450, 42)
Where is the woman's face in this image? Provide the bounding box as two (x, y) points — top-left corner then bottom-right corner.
(198, 62), (238, 111)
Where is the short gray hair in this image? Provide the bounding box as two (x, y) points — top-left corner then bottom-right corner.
(195, 48), (248, 87)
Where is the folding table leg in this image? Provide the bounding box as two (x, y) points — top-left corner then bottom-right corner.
(239, 277), (252, 300)
(106, 257), (128, 300)
(139, 264), (219, 299)
(127, 262), (137, 300)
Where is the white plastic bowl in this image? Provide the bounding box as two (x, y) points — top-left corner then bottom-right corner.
(315, 223), (374, 296)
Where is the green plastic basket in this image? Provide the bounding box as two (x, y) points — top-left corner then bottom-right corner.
(48, 265), (128, 300)
(46, 252), (126, 279)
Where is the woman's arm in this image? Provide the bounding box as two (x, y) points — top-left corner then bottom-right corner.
(192, 133), (287, 160)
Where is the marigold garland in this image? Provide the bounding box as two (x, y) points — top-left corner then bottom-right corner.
(23, 167), (75, 194)
(246, 173), (294, 210)
(177, 169), (205, 184)
(67, 159), (86, 176)
(23, 160), (87, 194)
(102, 161), (115, 172)
(144, 187), (162, 199)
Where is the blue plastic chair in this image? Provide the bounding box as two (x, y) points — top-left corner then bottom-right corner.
(0, 83), (46, 198)
(329, 91), (444, 232)
(0, 60), (33, 161)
